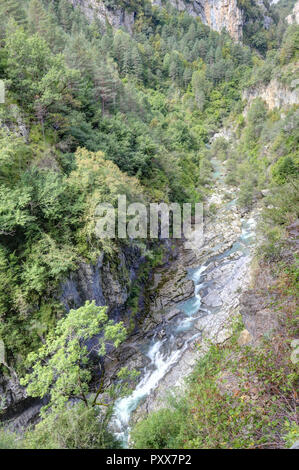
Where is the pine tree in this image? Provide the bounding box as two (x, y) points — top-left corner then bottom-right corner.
(192, 69), (207, 111)
(131, 46), (143, 80)
(64, 32), (93, 74)
(93, 60), (118, 114)
(27, 0), (48, 36)
(58, 0), (73, 32)
(185, 23), (197, 43)
(183, 67), (192, 87)
(113, 30), (131, 75)
(0, 0), (25, 22)
(122, 49), (131, 76)
(169, 52), (183, 85)
(0, 0), (26, 36)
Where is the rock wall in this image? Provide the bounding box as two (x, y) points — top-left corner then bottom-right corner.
(0, 373), (43, 432)
(286, 0), (299, 24)
(60, 244), (143, 314)
(152, 0), (204, 17)
(243, 78), (299, 112)
(201, 0), (244, 41)
(0, 104), (29, 143)
(67, 0), (272, 42)
(68, 0), (136, 32)
(155, 0), (244, 41)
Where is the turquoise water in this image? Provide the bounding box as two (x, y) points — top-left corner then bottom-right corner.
(111, 159), (257, 447)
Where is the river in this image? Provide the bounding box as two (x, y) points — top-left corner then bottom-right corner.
(111, 158), (257, 447)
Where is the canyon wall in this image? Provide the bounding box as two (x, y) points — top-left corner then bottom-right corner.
(243, 77), (299, 112)
(67, 0), (273, 41)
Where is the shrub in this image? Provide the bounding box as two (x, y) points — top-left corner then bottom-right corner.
(131, 407), (182, 449)
(23, 403), (120, 449)
(0, 428), (21, 449)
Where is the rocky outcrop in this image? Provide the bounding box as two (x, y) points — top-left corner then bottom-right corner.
(154, 1), (271, 41)
(201, 0), (244, 41)
(152, 0), (204, 17)
(0, 104), (29, 143)
(60, 243), (148, 314)
(67, 0), (273, 42)
(286, 0), (299, 24)
(68, 0), (136, 32)
(0, 372), (43, 432)
(243, 77), (299, 112)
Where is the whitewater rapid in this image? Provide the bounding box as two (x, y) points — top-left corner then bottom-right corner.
(110, 164), (257, 447)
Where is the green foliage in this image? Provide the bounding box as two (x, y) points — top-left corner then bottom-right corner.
(283, 421), (299, 448)
(132, 408), (182, 449)
(280, 25), (299, 64)
(23, 402), (120, 449)
(272, 155), (299, 184)
(132, 283), (298, 449)
(20, 301), (126, 414)
(0, 428), (21, 449)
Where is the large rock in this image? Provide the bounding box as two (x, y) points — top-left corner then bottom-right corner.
(237, 329), (253, 346)
(202, 291), (223, 307)
(0, 373), (42, 432)
(290, 439), (299, 449)
(60, 245), (143, 312)
(68, 0), (135, 32)
(286, 0), (299, 24)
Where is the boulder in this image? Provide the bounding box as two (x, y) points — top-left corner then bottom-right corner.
(202, 291), (223, 307)
(237, 329), (253, 346)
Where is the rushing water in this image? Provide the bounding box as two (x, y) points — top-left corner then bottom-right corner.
(111, 160), (257, 447)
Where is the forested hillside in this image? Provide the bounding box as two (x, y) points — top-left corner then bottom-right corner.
(0, 0), (298, 450)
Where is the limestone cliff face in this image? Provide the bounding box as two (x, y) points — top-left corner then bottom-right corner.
(201, 0), (244, 41)
(68, 0), (136, 32)
(152, 0), (243, 41)
(151, 0), (204, 17)
(67, 0), (272, 42)
(286, 0), (299, 25)
(243, 76), (299, 112)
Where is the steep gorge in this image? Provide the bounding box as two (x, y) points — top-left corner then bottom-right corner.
(0, 0), (297, 450)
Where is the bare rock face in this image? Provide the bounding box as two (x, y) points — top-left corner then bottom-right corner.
(286, 0), (299, 25)
(152, 0), (204, 17)
(68, 0), (135, 32)
(153, 1), (243, 40)
(0, 373), (42, 431)
(0, 104), (29, 143)
(67, 0), (273, 42)
(60, 245), (143, 313)
(243, 76), (299, 113)
(202, 0), (243, 41)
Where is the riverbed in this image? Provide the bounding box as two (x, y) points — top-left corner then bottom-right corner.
(111, 159), (259, 447)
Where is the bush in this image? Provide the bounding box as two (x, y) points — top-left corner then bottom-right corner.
(131, 408), (182, 449)
(23, 403), (120, 449)
(0, 428), (21, 449)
